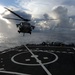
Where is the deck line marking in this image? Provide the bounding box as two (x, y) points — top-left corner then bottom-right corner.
(25, 45), (52, 75)
(0, 71), (30, 75)
(68, 52), (74, 54)
(62, 51), (67, 53)
(73, 48), (75, 50)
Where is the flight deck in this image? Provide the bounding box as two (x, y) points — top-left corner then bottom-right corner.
(0, 45), (75, 75)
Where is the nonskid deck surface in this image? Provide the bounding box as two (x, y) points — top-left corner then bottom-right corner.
(0, 45), (75, 75)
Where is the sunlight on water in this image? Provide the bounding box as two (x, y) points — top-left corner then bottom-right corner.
(0, 33), (19, 51)
(0, 33), (7, 43)
(0, 31), (75, 51)
(0, 33), (8, 51)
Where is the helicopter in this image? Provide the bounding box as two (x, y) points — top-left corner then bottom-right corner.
(4, 7), (35, 36)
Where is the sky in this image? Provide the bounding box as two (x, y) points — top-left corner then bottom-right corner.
(0, 0), (75, 44)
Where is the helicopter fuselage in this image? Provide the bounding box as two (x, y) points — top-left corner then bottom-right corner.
(16, 22), (35, 35)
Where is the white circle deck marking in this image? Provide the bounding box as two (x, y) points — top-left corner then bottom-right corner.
(11, 51), (58, 66)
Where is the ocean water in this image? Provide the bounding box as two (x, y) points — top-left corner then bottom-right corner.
(0, 30), (75, 51)
(0, 32), (48, 51)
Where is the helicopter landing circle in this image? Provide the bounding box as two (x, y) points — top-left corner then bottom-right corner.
(11, 51), (58, 66)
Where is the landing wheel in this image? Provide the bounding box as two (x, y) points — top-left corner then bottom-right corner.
(18, 30), (20, 33)
(28, 31), (31, 34)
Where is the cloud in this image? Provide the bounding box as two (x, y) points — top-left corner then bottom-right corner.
(51, 6), (72, 28)
(16, 0), (63, 18)
(16, 0), (75, 17)
(27, 6), (75, 44)
(62, 0), (75, 6)
(1, 3), (75, 44)
(33, 6), (73, 31)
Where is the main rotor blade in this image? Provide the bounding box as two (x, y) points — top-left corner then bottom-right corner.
(3, 17), (22, 21)
(4, 7), (30, 21)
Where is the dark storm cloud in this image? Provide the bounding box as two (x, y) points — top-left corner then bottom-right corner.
(51, 6), (72, 28)
(3, 9), (31, 22)
(62, 0), (75, 6)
